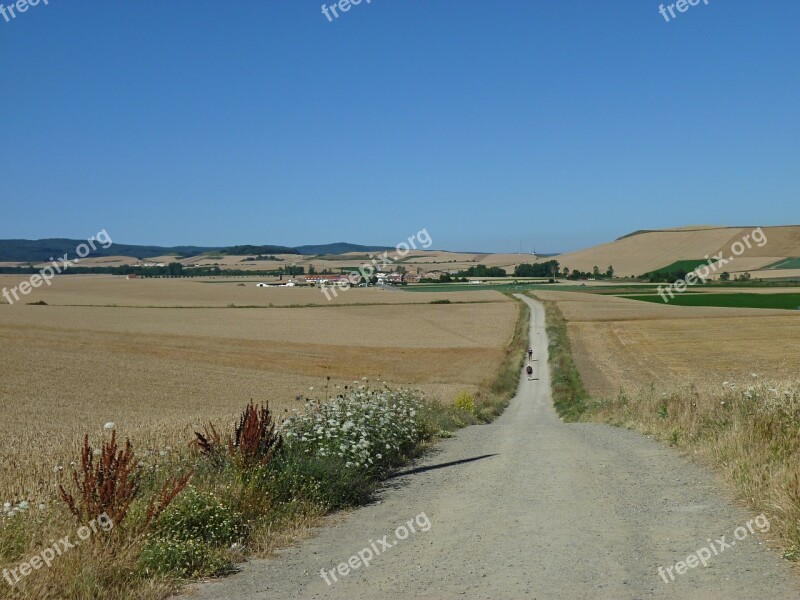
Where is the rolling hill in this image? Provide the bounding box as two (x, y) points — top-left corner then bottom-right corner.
(0, 240), (394, 263)
(2, 227), (799, 281)
(549, 225), (800, 279)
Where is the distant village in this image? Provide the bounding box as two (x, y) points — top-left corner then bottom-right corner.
(253, 271), (436, 287)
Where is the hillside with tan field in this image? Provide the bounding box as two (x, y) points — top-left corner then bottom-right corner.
(549, 225), (800, 278)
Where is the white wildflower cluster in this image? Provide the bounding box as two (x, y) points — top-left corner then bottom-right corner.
(281, 386), (429, 473)
(741, 381), (800, 420)
(1, 499), (44, 519)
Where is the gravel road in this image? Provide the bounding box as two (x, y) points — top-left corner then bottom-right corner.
(183, 296), (799, 599)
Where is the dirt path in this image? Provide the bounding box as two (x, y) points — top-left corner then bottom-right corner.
(184, 296), (799, 599)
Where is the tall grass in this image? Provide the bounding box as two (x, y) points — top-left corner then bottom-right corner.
(537, 298), (589, 421)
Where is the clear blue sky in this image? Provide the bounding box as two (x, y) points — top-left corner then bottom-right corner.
(1, 0), (798, 252)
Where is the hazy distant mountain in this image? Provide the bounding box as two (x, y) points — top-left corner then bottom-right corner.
(0, 239), (395, 262)
(0, 239), (219, 263)
(293, 242), (394, 255)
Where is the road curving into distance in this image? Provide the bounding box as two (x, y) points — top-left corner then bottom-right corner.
(185, 295), (799, 600)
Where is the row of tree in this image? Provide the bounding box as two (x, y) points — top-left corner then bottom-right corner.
(456, 265), (508, 278)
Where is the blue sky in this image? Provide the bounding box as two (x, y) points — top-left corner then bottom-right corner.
(1, 0), (798, 252)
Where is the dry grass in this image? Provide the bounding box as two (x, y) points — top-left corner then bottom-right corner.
(535, 290), (800, 399)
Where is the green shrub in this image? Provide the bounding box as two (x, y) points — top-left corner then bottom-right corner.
(138, 488), (243, 578)
(454, 391), (476, 415)
(150, 487), (245, 546)
(267, 448), (375, 510)
(139, 536), (231, 578)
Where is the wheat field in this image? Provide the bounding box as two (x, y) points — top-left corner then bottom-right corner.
(0, 280), (517, 507)
(0, 274), (508, 307)
(535, 289), (800, 398)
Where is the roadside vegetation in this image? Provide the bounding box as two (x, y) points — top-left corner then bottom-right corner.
(0, 388), (454, 599)
(536, 293), (800, 561)
(0, 298), (529, 600)
(538, 298), (589, 421)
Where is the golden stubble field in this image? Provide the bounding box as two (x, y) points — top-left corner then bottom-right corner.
(0, 277), (517, 505)
(0, 274), (506, 307)
(535, 290), (800, 398)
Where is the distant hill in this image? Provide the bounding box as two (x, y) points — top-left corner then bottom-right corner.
(551, 225), (800, 278)
(0, 239), (218, 263)
(293, 242), (394, 255)
(220, 245), (299, 256)
(0, 239), (395, 262)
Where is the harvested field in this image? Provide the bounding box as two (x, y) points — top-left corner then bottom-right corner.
(0, 274), (509, 307)
(0, 295), (517, 502)
(535, 290), (800, 398)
